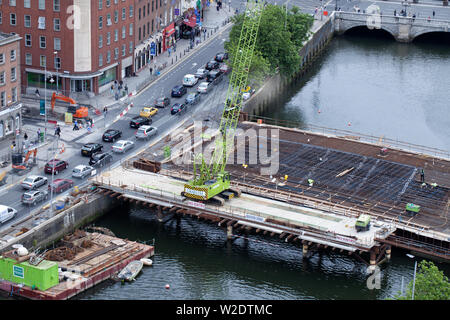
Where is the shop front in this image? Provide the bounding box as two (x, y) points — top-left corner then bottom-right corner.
(163, 23), (176, 52)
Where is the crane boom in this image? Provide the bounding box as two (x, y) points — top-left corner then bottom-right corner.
(183, 0), (263, 203)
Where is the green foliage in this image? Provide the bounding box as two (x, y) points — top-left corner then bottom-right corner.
(392, 260), (450, 300)
(225, 4), (313, 86)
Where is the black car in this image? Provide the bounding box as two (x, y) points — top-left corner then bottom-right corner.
(206, 70), (223, 85)
(181, 30), (192, 39)
(171, 103), (187, 115)
(154, 97), (171, 108)
(130, 116), (152, 128)
(81, 143), (103, 157)
(185, 92), (201, 105)
(205, 60), (220, 71)
(171, 85), (187, 97)
(89, 152), (113, 167)
(214, 52), (228, 62)
(102, 129), (122, 142)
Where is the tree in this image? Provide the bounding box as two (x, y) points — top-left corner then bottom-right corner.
(393, 260), (450, 300)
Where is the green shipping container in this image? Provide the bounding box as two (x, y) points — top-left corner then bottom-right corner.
(0, 257), (59, 291)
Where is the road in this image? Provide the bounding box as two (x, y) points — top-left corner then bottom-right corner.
(0, 27), (232, 232)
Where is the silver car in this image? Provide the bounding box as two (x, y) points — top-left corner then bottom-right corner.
(194, 68), (209, 79)
(135, 125), (158, 140)
(21, 175), (48, 190)
(72, 165), (94, 179)
(22, 190), (48, 206)
(197, 81), (212, 94)
(112, 140), (135, 153)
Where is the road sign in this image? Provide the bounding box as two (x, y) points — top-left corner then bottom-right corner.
(13, 265), (24, 278)
(174, 8), (180, 16)
(40, 99), (45, 115)
(150, 42), (156, 55)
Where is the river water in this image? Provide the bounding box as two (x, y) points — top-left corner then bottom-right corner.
(75, 31), (450, 300)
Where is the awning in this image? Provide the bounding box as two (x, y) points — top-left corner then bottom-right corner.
(183, 15), (197, 28)
(164, 23), (175, 37)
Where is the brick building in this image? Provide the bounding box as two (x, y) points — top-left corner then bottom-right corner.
(0, 32), (22, 141)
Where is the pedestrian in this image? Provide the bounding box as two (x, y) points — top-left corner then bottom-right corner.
(24, 132), (28, 141)
(420, 168), (425, 183)
(168, 47), (171, 57)
(55, 125), (61, 137)
(103, 106), (108, 114)
(173, 42), (177, 52)
(150, 67), (153, 75)
(37, 128), (41, 143)
(110, 84), (114, 94)
(394, 9), (396, 16)
(125, 84), (128, 94)
(73, 119), (79, 131)
(35, 89), (40, 97)
(217, 4), (219, 11)
(433, 10), (435, 18)
(427, 16), (431, 22)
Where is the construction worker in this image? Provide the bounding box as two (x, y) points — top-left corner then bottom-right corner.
(431, 182), (438, 188)
(420, 168), (425, 183)
(308, 179), (314, 187)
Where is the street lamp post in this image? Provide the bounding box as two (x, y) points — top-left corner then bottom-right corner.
(406, 254), (418, 300)
(44, 64), (47, 142)
(335, 0), (339, 11)
(49, 137), (59, 217)
(284, 0), (291, 30)
(54, 51), (59, 93)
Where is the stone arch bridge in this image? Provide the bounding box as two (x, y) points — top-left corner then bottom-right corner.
(334, 11), (450, 42)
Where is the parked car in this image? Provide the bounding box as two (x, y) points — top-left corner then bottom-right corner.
(205, 60), (219, 71)
(48, 179), (74, 194)
(194, 68), (209, 79)
(214, 52), (229, 62)
(197, 81), (212, 94)
(81, 143), (103, 157)
(22, 190), (48, 206)
(171, 103), (187, 115)
(44, 159), (69, 175)
(140, 106), (158, 118)
(21, 175), (48, 190)
(72, 165), (94, 179)
(89, 152), (113, 167)
(130, 116), (152, 128)
(219, 63), (231, 75)
(171, 85), (187, 97)
(135, 125), (158, 140)
(102, 129), (122, 142)
(0, 205), (17, 224)
(206, 70), (223, 85)
(112, 140), (135, 153)
(185, 92), (201, 105)
(182, 74), (199, 87)
(154, 97), (171, 108)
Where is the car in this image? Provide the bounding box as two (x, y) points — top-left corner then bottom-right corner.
(197, 81), (212, 94)
(22, 190), (48, 206)
(185, 92), (201, 105)
(171, 85), (187, 97)
(181, 30), (192, 39)
(219, 63), (231, 75)
(102, 129), (122, 142)
(21, 175), (48, 190)
(171, 103), (187, 115)
(135, 125), (158, 140)
(194, 68), (209, 79)
(205, 60), (220, 71)
(81, 143), (103, 157)
(214, 52), (229, 62)
(130, 116), (152, 128)
(44, 159), (69, 175)
(112, 140), (135, 153)
(154, 97), (171, 108)
(89, 152), (113, 167)
(139, 106), (158, 118)
(0, 205), (17, 224)
(72, 165), (94, 179)
(48, 179), (74, 194)
(206, 70), (223, 85)
(182, 74), (199, 87)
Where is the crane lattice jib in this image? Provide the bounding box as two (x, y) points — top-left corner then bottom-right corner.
(208, 0), (264, 179)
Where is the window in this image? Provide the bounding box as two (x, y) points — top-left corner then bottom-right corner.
(114, 0), (117, 4)
(106, 51), (111, 63)
(40, 55), (46, 67)
(106, 32), (111, 45)
(9, 0), (16, 5)
(54, 56), (61, 69)
(54, 18), (60, 31)
(147, 4), (150, 15)
(24, 0), (30, 8)
(99, 54), (103, 67)
(11, 67), (16, 81)
(99, 0), (102, 10)
(25, 53), (32, 65)
(114, 48), (118, 60)
(156, 0), (158, 10)
(0, 92), (5, 107)
(143, 25), (145, 38)
(53, 0), (60, 11)
(139, 8), (141, 20)
(114, 10), (118, 23)
(11, 87), (17, 103)
(38, 16), (46, 29)
(129, 41), (133, 54)
(0, 72), (5, 85)
(24, 15), (31, 27)
(0, 53), (4, 64)
(147, 22), (150, 35)
(0, 12), (2, 25)
(122, 44), (126, 56)
(122, 8), (126, 20)
(129, 5), (133, 18)
(143, 6), (146, 18)
(152, 1), (154, 12)
(10, 13), (16, 26)
(138, 27), (141, 41)
(38, 0), (45, 10)
(129, 23), (133, 36)
(106, 0), (110, 7)
(54, 38), (61, 51)
(122, 26), (126, 39)
(114, 29), (118, 42)
(40, 36), (46, 48)
(99, 16), (103, 29)
(99, 35), (103, 48)
(10, 49), (16, 61)
(160, 0), (162, 8)
(152, 19), (154, 32)
(107, 14), (111, 26)
(25, 34), (32, 47)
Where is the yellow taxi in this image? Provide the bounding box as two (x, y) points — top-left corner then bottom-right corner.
(139, 106), (158, 118)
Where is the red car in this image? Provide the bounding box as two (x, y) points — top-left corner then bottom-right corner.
(48, 179), (74, 193)
(44, 159), (69, 174)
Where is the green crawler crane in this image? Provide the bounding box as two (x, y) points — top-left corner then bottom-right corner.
(182, 0), (263, 205)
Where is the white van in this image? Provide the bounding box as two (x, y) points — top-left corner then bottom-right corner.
(0, 205), (17, 224)
(182, 74), (198, 87)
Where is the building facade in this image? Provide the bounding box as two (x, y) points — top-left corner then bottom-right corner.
(0, 32), (22, 141)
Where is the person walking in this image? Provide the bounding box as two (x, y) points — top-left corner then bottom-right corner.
(24, 132), (28, 141)
(394, 9), (396, 16)
(36, 128), (41, 143)
(73, 119), (79, 131)
(432, 10), (435, 18)
(168, 47), (171, 57)
(103, 106), (108, 114)
(150, 66), (153, 76)
(55, 125), (61, 138)
(420, 168), (425, 183)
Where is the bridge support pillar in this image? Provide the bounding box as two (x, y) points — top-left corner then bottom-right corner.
(156, 205), (163, 222)
(227, 225), (233, 240)
(369, 248), (377, 271)
(386, 245), (392, 261)
(302, 244), (308, 258)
